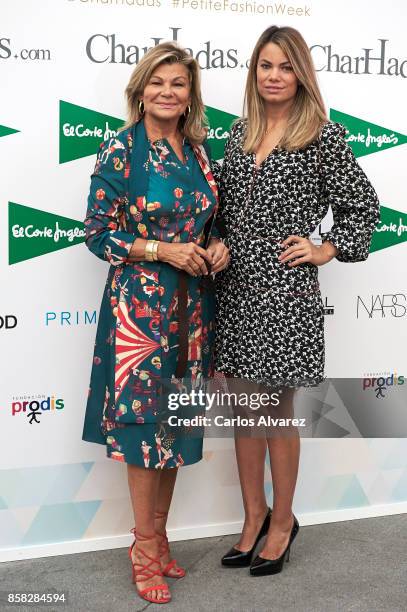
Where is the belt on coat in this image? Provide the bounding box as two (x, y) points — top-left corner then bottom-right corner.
(175, 270), (189, 379)
(174, 264), (214, 379)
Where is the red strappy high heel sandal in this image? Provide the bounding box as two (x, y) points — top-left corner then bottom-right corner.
(128, 528), (171, 604)
(155, 511), (186, 579)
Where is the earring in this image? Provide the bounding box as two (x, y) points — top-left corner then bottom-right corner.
(184, 105), (191, 117)
(138, 100), (145, 115)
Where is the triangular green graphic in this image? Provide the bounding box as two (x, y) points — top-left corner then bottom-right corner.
(205, 106), (239, 160)
(330, 109), (407, 158)
(9, 202), (86, 264)
(59, 101), (237, 163)
(59, 101), (125, 164)
(370, 205), (407, 253)
(0, 124), (19, 137)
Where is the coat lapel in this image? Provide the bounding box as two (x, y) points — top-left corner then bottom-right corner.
(192, 143), (219, 206)
(128, 119), (156, 240)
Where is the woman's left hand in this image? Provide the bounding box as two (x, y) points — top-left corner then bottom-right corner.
(207, 237), (230, 273)
(278, 235), (338, 267)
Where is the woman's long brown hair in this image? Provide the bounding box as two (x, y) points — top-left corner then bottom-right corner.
(243, 25), (327, 152)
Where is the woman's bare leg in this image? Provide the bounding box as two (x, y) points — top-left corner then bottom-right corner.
(233, 436), (269, 550)
(154, 468), (184, 576)
(127, 465), (169, 601)
(226, 373), (269, 551)
(260, 389), (300, 559)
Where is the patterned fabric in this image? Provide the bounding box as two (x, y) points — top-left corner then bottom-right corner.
(82, 120), (219, 468)
(213, 119), (380, 387)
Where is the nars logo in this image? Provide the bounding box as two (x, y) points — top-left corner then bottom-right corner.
(356, 293), (407, 318)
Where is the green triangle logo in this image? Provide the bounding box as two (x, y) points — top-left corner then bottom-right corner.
(0, 124), (19, 138)
(8, 202), (86, 264)
(205, 106), (239, 160)
(59, 102), (237, 163)
(59, 100), (125, 163)
(371, 205), (407, 253)
(329, 109), (407, 158)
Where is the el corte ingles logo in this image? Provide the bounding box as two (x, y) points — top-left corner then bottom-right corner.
(59, 100), (124, 163)
(205, 106), (238, 160)
(329, 109), (407, 158)
(9, 104), (237, 265)
(12, 105), (405, 264)
(9, 203), (85, 265)
(329, 110), (407, 254)
(0, 124), (19, 137)
(59, 101), (238, 163)
(371, 206), (407, 253)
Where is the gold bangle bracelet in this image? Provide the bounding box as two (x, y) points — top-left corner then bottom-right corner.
(144, 240), (154, 261)
(144, 241), (151, 261)
(152, 241), (159, 261)
(145, 240), (159, 262)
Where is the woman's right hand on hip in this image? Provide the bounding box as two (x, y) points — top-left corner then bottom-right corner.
(157, 242), (213, 276)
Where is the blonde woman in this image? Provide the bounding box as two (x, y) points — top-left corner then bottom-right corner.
(214, 26), (380, 575)
(82, 42), (229, 603)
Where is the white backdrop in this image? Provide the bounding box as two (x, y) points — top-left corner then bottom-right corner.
(1, 0), (406, 561)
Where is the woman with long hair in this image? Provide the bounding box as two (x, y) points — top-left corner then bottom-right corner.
(214, 25), (380, 576)
(82, 42), (229, 604)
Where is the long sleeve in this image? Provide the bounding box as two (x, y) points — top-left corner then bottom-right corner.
(319, 122), (381, 263)
(84, 135), (136, 266)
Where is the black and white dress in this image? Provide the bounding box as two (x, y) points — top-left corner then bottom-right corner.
(213, 120), (380, 387)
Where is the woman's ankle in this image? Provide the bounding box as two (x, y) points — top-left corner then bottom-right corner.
(244, 504), (269, 523)
(132, 536), (159, 557)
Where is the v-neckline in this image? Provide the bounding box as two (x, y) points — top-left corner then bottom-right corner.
(166, 138), (188, 166)
(254, 146), (279, 169)
(153, 137), (187, 166)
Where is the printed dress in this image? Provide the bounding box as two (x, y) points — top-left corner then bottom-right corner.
(82, 122), (219, 468)
(213, 120), (380, 387)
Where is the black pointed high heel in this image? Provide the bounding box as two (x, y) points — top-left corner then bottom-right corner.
(250, 514), (299, 576)
(221, 508), (272, 568)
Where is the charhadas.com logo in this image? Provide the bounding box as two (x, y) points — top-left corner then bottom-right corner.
(329, 109), (407, 158)
(8, 202), (85, 264)
(59, 100), (238, 163)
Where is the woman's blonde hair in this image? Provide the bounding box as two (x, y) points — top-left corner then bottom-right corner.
(243, 25), (327, 152)
(121, 42), (207, 144)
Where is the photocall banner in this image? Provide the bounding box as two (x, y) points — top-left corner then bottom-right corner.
(1, 0), (406, 559)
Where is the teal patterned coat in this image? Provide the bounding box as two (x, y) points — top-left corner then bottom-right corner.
(82, 119), (219, 462)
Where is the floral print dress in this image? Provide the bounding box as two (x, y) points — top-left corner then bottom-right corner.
(82, 123), (218, 468)
(213, 120), (380, 388)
